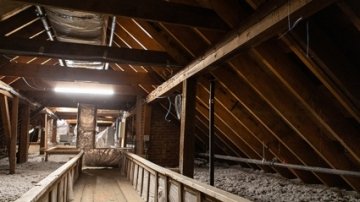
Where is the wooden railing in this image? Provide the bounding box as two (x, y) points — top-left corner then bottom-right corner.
(15, 151), (84, 202)
(45, 146), (80, 161)
(124, 152), (251, 202)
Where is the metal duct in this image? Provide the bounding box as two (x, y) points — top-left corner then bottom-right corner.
(44, 7), (108, 69)
(104, 16), (116, 70)
(36, 6), (66, 66)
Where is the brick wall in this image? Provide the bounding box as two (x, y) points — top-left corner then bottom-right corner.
(147, 103), (180, 167)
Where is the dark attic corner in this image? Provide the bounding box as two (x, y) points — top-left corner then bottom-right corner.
(0, 0), (359, 201)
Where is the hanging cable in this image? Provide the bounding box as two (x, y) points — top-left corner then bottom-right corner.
(174, 94), (182, 120)
(22, 77), (45, 91)
(306, 21), (310, 57)
(278, 0), (303, 39)
(165, 96), (172, 122)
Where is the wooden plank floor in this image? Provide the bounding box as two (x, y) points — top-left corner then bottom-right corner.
(73, 168), (143, 202)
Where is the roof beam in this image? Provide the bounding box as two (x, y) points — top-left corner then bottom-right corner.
(198, 79), (321, 183)
(212, 66), (346, 187)
(146, 0), (337, 103)
(0, 63), (158, 85)
(15, 0), (228, 31)
(0, 37), (180, 67)
(228, 52), (360, 190)
(252, 40), (360, 163)
(0, 7), (36, 36)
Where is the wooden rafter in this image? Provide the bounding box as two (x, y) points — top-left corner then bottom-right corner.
(229, 52), (360, 190)
(16, 0), (228, 30)
(252, 40), (360, 163)
(212, 66), (346, 187)
(146, 0), (338, 103)
(197, 79), (320, 183)
(196, 82), (296, 179)
(195, 97), (274, 173)
(0, 7), (37, 36)
(287, 30), (360, 123)
(0, 37), (180, 67)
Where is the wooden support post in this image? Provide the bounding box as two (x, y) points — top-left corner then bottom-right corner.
(209, 80), (215, 186)
(135, 96), (144, 155)
(179, 77), (197, 178)
(18, 103), (30, 163)
(9, 96), (19, 174)
(40, 114), (48, 155)
(0, 95), (11, 155)
(143, 104), (152, 157)
(120, 120), (126, 147)
(51, 118), (57, 144)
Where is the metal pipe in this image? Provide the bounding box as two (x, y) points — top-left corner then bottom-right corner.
(0, 81), (39, 108)
(104, 16), (116, 70)
(209, 79), (215, 186)
(0, 81), (58, 119)
(198, 153), (360, 177)
(35, 6), (66, 67)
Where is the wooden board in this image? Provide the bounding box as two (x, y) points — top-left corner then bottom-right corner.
(73, 168), (143, 202)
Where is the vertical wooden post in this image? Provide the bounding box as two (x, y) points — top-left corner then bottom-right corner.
(18, 104), (30, 163)
(9, 96), (19, 174)
(209, 80), (215, 186)
(143, 104), (152, 157)
(40, 114), (48, 155)
(120, 120), (126, 147)
(51, 118), (57, 144)
(48, 118), (53, 145)
(179, 77), (197, 178)
(0, 95), (11, 155)
(136, 96), (144, 155)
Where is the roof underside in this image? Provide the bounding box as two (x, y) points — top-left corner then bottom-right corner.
(0, 0), (359, 190)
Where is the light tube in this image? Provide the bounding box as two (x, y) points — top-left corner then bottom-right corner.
(54, 87), (114, 95)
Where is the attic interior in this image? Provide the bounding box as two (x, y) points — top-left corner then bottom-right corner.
(0, 0), (359, 201)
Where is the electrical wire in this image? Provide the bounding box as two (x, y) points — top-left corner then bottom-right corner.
(165, 96), (172, 122)
(174, 94), (182, 120)
(306, 21), (310, 57)
(278, 0), (303, 39)
(22, 77), (46, 91)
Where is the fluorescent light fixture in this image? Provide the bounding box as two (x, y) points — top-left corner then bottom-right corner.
(54, 87), (114, 95)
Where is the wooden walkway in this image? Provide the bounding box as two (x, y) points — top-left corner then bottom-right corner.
(73, 168), (143, 202)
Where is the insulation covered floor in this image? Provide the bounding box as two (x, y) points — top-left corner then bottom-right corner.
(194, 165), (360, 202)
(0, 155), (71, 202)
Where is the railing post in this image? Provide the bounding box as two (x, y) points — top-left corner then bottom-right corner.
(164, 176), (168, 202)
(147, 170), (151, 202)
(139, 167), (144, 196)
(154, 172), (158, 202)
(67, 169), (74, 201)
